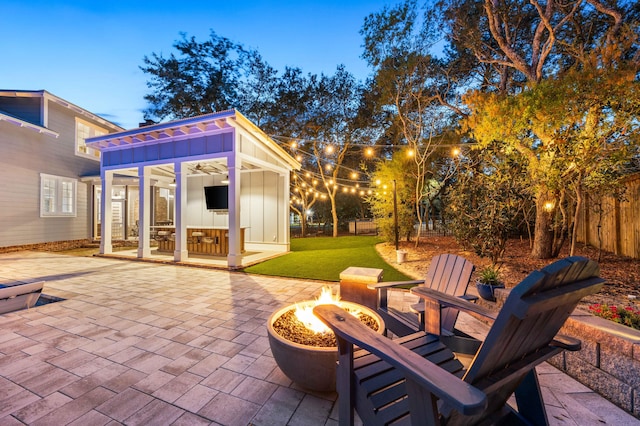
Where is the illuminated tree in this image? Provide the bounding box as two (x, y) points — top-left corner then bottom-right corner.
(464, 40), (640, 257)
(368, 151), (416, 243)
(435, 0), (638, 258)
(446, 142), (533, 263)
(361, 0), (463, 245)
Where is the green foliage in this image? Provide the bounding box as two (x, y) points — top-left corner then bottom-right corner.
(477, 265), (502, 285)
(140, 31), (250, 121)
(241, 236), (411, 282)
(445, 143), (533, 263)
(367, 151), (417, 243)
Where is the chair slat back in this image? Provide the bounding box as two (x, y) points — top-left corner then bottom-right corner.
(425, 254), (475, 330)
(463, 257), (604, 389)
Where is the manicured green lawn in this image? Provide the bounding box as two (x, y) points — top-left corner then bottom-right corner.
(241, 236), (412, 282)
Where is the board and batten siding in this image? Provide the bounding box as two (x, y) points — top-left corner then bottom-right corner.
(184, 170), (284, 245)
(0, 101), (102, 248)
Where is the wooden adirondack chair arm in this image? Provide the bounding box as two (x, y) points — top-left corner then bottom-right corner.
(367, 280), (424, 290)
(411, 287), (498, 321)
(313, 304), (488, 416)
(551, 334), (582, 351)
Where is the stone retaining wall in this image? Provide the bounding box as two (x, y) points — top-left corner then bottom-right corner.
(551, 310), (640, 418)
(491, 288), (640, 418)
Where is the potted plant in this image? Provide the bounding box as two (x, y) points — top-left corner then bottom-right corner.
(475, 265), (505, 302)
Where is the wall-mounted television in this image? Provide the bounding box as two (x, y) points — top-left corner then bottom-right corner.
(204, 185), (229, 210)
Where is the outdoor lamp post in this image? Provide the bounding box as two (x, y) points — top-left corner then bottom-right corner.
(393, 179), (399, 251)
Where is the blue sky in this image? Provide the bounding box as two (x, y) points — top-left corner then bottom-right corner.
(2, 1), (390, 129)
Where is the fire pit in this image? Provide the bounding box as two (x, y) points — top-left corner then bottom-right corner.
(267, 287), (385, 392)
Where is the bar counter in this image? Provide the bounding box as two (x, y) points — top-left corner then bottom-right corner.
(153, 226), (246, 256)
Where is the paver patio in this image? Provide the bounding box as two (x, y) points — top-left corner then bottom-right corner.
(0, 251), (637, 425)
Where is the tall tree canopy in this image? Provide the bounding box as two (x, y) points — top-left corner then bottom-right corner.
(434, 0), (640, 258)
(141, 32), (371, 237)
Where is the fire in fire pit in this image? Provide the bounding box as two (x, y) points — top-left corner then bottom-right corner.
(272, 286), (379, 347)
(267, 286), (385, 392)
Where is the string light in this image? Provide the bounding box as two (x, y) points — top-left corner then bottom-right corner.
(274, 134), (473, 204)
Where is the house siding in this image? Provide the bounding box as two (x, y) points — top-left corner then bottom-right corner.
(0, 97), (106, 249)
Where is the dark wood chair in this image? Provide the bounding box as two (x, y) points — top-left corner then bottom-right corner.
(314, 256), (605, 425)
(368, 254), (476, 337)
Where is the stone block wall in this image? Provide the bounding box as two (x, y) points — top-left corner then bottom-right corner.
(549, 310), (640, 417)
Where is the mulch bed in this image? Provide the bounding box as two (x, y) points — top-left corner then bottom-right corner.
(376, 236), (640, 310)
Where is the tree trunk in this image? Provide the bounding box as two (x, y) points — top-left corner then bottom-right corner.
(300, 213), (307, 238)
(570, 183), (583, 256)
(531, 192), (555, 259)
(331, 199), (339, 238)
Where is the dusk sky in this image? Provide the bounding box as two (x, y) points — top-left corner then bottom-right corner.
(2, 0), (390, 129)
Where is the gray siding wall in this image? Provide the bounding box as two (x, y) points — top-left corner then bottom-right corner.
(0, 101), (102, 248)
(0, 96), (42, 125)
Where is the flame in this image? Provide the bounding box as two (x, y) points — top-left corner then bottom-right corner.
(294, 286), (361, 334)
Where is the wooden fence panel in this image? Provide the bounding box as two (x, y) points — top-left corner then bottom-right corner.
(577, 173), (640, 259)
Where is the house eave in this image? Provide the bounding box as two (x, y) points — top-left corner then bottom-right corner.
(0, 89), (125, 132)
(0, 111), (59, 138)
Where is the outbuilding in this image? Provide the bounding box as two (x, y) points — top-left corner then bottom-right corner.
(86, 109), (300, 268)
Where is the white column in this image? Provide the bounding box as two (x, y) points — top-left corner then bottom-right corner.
(174, 162), (188, 261)
(227, 155), (241, 267)
(100, 169), (113, 254)
(282, 171), (291, 248)
(137, 166), (151, 258)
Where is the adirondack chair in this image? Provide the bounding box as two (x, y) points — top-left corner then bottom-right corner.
(314, 256), (605, 426)
(368, 254), (476, 337)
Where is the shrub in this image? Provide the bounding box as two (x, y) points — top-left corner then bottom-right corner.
(588, 303), (640, 330)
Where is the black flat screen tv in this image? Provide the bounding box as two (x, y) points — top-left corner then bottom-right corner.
(204, 185), (229, 210)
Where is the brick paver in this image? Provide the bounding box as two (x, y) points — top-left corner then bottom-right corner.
(0, 250), (637, 425)
(0, 251), (334, 425)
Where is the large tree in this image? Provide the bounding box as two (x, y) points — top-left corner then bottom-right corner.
(141, 32), (371, 238)
(435, 0), (639, 258)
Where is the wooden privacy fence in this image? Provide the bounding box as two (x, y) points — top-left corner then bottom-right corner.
(576, 173), (640, 258)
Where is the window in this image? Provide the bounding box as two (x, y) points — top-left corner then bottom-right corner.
(75, 118), (106, 159)
(40, 174), (77, 217)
